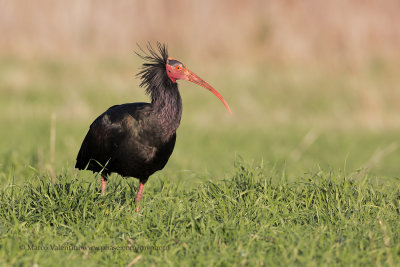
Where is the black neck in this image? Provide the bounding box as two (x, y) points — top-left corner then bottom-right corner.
(135, 43), (182, 139)
(151, 82), (182, 138)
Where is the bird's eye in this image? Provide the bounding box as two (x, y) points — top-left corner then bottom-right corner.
(176, 66), (181, 70)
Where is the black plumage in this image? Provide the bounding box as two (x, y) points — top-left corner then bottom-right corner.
(76, 44), (180, 182)
(75, 43), (230, 210)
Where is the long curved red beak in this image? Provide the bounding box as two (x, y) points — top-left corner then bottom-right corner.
(183, 69), (232, 115)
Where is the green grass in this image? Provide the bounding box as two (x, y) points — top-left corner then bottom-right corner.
(1, 56), (400, 266)
(1, 160), (400, 266)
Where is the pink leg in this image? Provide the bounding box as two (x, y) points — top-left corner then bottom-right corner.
(135, 182), (145, 212)
(101, 176), (107, 196)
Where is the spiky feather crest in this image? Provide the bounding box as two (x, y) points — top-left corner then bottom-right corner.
(136, 42), (175, 102)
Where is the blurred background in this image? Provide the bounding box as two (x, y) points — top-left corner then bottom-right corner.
(2, 0), (400, 63)
(1, 0), (399, 184)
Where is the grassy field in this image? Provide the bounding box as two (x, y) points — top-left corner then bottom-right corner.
(0, 56), (400, 266)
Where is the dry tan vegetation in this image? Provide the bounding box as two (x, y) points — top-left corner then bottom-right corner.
(1, 0), (400, 63)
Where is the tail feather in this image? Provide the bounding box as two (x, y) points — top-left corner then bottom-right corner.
(75, 133), (90, 170)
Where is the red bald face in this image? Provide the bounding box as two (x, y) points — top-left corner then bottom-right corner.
(166, 58), (187, 83)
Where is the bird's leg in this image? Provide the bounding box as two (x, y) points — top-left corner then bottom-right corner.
(136, 182), (145, 202)
(135, 179), (147, 212)
(101, 176), (107, 196)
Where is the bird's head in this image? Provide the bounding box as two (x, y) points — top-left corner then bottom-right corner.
(165, 58), (187, 82)
(166, 57), (232, 114)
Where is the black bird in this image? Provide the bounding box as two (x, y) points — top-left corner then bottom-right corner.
(75, 43), (231, 211)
